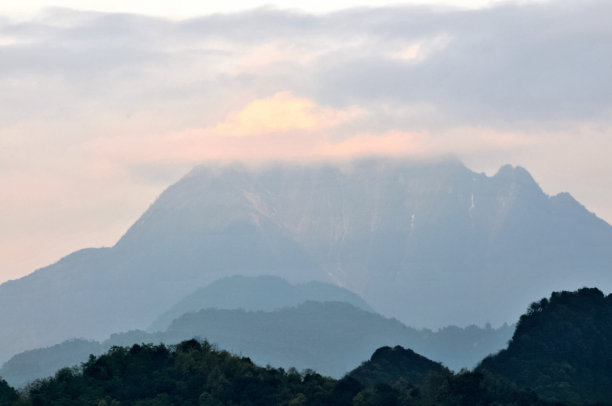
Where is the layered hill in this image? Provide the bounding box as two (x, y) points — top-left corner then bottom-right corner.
(479, 288), (612, 404)
(5, 340), (552, 406)
(1, 158), (611, 363)
(1, 301), (512, 387)
(148, 275), (375, 332)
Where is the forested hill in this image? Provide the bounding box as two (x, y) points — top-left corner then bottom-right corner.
(348, 345), (450, 387)
(479, 288), (612, 404)
(3, 340), (553, 406)
(0, 379), (18, 405)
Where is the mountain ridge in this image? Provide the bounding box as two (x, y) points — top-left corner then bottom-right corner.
(0, 300), (513, 388)
(1, 158), (611, 364)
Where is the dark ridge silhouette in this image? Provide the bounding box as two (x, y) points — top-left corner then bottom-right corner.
(349, 345), (450, 387)
(0, 378), (18, 405)
(479, 287), (612, 404)
(6, 339), (553, 406)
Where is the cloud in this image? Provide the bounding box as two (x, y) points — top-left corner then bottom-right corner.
(2, 1), (611, 128)
(210, 92), (362, 136)
(88, 92), (535, 168)
(88, 92), (366, 164)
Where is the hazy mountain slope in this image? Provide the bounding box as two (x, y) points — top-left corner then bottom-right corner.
(479, 288), (612, 404)
(148, 275), (374, 332)
(1, 158), (611, 363)
(116, 158), (612, 330)
(0, 339), (103, 389)
(1, 302), (512, 387)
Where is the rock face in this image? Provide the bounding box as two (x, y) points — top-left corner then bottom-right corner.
(1, 158), (611, 363)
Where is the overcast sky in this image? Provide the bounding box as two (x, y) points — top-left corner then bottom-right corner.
(1, 0), (611, 283)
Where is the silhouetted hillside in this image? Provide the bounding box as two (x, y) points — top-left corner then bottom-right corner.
(0, 378), (18, 405)
(4, 340), (553, 406)
(349, 345), (450, 387)
(346, 345), (549, 406)
(479, 288), (612, 404)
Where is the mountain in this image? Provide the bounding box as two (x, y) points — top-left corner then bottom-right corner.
(1, 158), (611, 363)
(148, 275), (375, 332)
(349, 345), (450, 387)
(479, 288), (612, 404)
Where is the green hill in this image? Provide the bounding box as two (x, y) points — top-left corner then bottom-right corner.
(349, 345), (450, 387)
(479, 287), (612, 404)
(2, 340), (552, 406)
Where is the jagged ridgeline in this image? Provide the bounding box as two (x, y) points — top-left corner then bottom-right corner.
(479, 288), (612, 404)
(1, 158), (612, 364)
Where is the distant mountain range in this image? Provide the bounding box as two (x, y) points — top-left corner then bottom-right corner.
(10, 287), (610, 405)
(0, 286), (512, 387)
(1, 158), (611, 364)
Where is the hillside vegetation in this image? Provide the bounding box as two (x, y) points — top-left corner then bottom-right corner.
(4, 340), (552, 406)
(480, 287), (612, 404)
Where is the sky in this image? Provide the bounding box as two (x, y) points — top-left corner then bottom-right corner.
(1, 0), (611, 283)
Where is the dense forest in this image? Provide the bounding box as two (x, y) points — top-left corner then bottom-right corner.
(348, 346), (450, 387)
(479, 288), (612, 404)
(0, 339), (552, 406)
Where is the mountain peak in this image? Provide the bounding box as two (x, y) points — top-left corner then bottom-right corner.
(494, 164), (536, 184)
(1, 158), (612, 365)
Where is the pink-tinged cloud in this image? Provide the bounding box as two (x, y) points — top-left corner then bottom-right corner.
(90, 92), (365, 163)
(88, 92), (537, 170)
(318, 131), (429, 158)
(210, 92), (362, 136)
